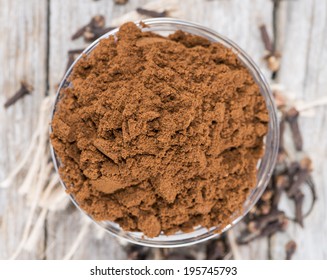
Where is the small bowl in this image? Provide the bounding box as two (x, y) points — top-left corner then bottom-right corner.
(50, 18), (279, 248)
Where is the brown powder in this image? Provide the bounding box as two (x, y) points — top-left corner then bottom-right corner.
(51, 22), (268, 238)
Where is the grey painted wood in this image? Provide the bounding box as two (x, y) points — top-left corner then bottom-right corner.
(272, 0), (327, 260)
(0, 0), (48, 259)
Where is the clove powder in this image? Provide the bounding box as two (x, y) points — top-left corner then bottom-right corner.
(51, 22), (268, 237)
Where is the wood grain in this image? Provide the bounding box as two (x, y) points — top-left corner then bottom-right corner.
(0, 0), (48, 259)
(272, 0), (327, 260)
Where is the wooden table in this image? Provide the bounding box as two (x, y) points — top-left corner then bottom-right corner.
(1, 0), (326, 259)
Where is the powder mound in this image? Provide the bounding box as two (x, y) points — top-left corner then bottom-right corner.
(51, 22), (269, 238)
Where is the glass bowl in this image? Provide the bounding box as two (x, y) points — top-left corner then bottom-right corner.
(50, 18), (279, 248)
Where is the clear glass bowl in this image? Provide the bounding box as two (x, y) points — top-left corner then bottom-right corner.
(50, 18), (279, 248)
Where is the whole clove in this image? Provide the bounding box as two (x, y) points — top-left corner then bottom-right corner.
(252, 210), (285, 231)
(259, 24), (273, 53)
(285, 107), (303, 151)
(4, 81), (34, 108)
(83, 26), (116, 42)
(287, 157), (312, 198)
(261, 190), (274, 202)
(126, 245), (151, 260)
(258, 24), (281, 73)
(285, 240), (297, 260)
(293, 190), (304, 227)
(287, 161), (301, 179)
(68, 49), (85, 55)
(72, 15), (105, 40)
(136, 8), (167, 18)
(237, 211), (287, 245)
(260, 202), (272, 215)
(237, 219), (287, 245)
(114, 0), (128, 4)
(302, 176), (317, 219)
(263, 217), (288, 235)
(71, 15), (115, 42)
(286, 158), (311, 227)
(247, 205), (260, 220)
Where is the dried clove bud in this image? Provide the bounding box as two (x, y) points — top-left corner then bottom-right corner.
(285, 107), (303, 151)
(256, 210), (285, 229)
(206, 238), (229, 260)
(302, 176), (317, 219)
(90, 15), (106, 29)
(285, 240), (297, 260)
(261, 190), (274, 202)
(83, 26), (116, 42)
(288, 161), (301, 179)
(262, 218), (288, 237)
(237, 211), (286, 244)
(4, 81), (34, 108)
(260, 203), (272, 215)
(247, 205), (261, 220)
(68, 49), (85, 55)
(114, 0), (128, 4)
(259, 24), (273, 53)
(71, 15), (107, 41)
(259, 24), (281, 72)
(293, 190), (304, 227)
(238, 219), (286, 245)
(136, 8), (167, 18)
(247, 221), (260, 234)
(287, 157), (312, 198)
(126, 245), (150, 260)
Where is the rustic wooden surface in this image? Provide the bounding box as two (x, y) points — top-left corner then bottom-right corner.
(0, 0), (326, 259)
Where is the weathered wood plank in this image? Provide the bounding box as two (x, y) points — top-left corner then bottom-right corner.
(0, 0), (48, 259)
(272, 0), (327, 260)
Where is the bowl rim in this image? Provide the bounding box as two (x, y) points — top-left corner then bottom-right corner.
(49, 17), (279, 248)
